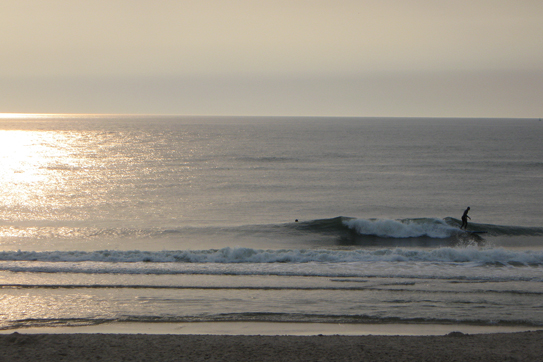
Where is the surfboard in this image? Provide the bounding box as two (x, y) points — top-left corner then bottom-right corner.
(465, 230), (487, 234)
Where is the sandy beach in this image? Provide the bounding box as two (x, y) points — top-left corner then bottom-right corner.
(1, 330), (542, 361)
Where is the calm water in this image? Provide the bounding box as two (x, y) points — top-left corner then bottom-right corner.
(0, 115), (542, 330)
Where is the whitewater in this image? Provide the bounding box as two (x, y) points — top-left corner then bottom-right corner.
(1, 115), (542, 331)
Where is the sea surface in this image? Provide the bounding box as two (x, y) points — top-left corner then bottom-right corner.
(1, 115), (542, 331)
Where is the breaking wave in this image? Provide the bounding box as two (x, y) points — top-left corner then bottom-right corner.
(1, 247), (543, 266)
(297, 216), (543, 238)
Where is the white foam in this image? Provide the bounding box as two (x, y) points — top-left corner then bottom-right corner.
(343, 218), (458, 238)
(1, 247), (543, 265)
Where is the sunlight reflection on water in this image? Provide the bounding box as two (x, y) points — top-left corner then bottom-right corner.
(0, 130), (100, 223)
(1, 131), (68, 206)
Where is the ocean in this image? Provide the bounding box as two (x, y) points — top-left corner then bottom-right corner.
(1, 115), (542, 331)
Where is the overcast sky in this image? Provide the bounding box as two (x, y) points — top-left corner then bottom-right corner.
(1, 0), (542, 117)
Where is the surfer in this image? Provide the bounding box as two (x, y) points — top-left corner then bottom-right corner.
(461, 207), (471, 229)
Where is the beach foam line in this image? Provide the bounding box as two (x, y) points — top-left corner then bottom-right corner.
(1, 322), (540, 336)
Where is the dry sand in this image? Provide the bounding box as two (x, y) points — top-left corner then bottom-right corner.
(1, 331), (542, 362)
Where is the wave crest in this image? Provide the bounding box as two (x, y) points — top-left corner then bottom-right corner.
(343, 218), (458, 238)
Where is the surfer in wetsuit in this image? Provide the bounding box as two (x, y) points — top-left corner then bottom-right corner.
(461, 207), (471, 229)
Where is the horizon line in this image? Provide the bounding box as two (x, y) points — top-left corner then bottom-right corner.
(0, 113), (539, 120)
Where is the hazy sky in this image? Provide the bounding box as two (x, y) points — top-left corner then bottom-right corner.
(1, 0), (542, 117)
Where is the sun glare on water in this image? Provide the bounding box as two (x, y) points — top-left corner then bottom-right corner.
(0, 113), (90, 119)
(0, 130), (78, 221)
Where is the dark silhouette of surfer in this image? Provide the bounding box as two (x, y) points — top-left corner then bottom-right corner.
(461, 207), (471, 229)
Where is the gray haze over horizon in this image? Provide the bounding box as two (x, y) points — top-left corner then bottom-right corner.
(1, 1), (542, 118)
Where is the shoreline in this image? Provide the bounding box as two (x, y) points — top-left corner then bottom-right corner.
(1, 330), (542, 362)
(1, 321), (541, 336)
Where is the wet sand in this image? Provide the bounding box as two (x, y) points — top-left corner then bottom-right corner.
(1, 330), (542, 361)
(1, 321), (539, 336)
